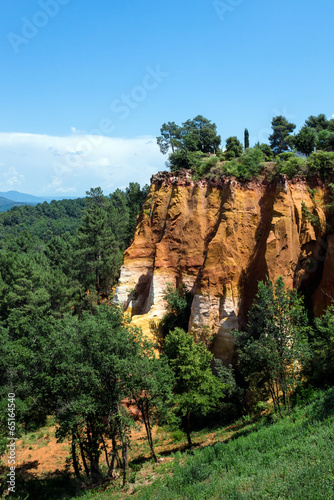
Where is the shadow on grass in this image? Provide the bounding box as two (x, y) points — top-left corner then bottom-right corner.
(9, 466), (80, 500)
(306, 387), (334, 422)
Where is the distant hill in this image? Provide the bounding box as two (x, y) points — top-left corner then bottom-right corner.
(0, 196), (35, 212)
(0, 190), (75, 204)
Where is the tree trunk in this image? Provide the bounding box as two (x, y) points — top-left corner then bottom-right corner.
(186, 410), (192, 448)
(78, 437), (90, 479)
(141, 403), (158, 463)
(101, 433), (110, 469)
(110, 433), (120, 473)
(71, 433), (81, 480)
(121, 434), (129, 487)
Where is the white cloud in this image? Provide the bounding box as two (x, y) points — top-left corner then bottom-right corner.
(0, 132), (165, 197)
(1, 166), (25, 190)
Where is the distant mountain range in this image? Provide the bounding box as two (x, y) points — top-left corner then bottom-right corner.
(0, 191), (75, 212)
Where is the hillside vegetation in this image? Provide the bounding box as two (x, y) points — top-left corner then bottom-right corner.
(1, 112), (334, 499)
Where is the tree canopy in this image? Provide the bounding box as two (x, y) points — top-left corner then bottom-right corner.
(269, 115), (296, 155)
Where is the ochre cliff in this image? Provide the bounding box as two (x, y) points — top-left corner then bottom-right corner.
(114, 170), (333, 363)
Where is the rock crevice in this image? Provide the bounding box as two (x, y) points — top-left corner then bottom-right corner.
(114, 174), (332, 362)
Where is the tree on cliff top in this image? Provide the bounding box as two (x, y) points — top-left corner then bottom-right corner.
(225, 136), (243, 160)
(244, 128), (250, 150)
(269, 115), (296, 155)
(292, 125), (317, 156)
(157, 116), (221, 170)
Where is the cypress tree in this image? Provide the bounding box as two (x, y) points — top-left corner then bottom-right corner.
(244, 128), (250, 149)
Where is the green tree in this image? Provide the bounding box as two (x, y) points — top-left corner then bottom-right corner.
(305, 113), (328, 131)
(168, 149), (203, 172)
(78, 187), (122, 304)
(157, 116), (221, 171)
(304, 305), (334, 386)
(244, 128), (250, 149)
(269, 115), (296, 155)
(316, 129), (334, 151)
(164, 328), (225, 447)
(293, 125), (317, 156)
(181, 115), (221, 154)
(235, 277), (310, 415)
(124, 352), (174, 462)
(123, 182), (150, 245)
(160, 283), (193, 339)
(33, 306), (146, 486)
(225, 136), (243, 160)
(157, 122), (182, 154)
(0, 252), (51, 335)
(254, 143), (273, 161)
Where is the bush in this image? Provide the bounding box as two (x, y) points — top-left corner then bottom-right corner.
(255, 143), (274, 161)
(160, 283), (193, 338)
(307, 151), (334, 178)
(193, 156), (219, 178)
(279, 156), (308, 178)
(303, 306), (334, 386)
(168, 149), (203, 171)
(221, 148), (264, 181)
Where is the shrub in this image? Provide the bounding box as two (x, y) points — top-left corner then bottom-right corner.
(301, 201), (321, 228)
(221, 148), (264, 181)
(279, 156), (308, 178)
(254, 143), (274, 161)
(193, 156), (219, 178)
(168, 149), (203, 171)
(307, 151), (334, 178)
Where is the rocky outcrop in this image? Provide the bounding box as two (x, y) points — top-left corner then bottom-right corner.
(114, 171), (332, 363)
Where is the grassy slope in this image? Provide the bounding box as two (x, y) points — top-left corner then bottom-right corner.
(79, 388), (334, 500)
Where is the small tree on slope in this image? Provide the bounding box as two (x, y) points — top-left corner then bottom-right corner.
(164, 328), (225, 447)
(235, 276), (310, 415)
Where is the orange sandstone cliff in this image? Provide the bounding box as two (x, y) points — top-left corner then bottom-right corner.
(114, 170), (333, 362)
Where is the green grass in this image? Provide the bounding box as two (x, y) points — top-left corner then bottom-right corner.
(132, 388), (334, 500)
(10, 388), (334, 499)
(78, 388), (334, 500)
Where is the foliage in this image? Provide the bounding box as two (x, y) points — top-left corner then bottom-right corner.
(292, 125), (317, 156)
(191, 155), (219, 179)
(225, 136), (243, 160)
(222, 147), (264, 180)
(278, 155), (308, 178)
(123, 353), (175, 462)
(305, 113), (329, 131)
(157, 116), (221, 171)
(157, 122), (182, 154)
(0, 183), (149, 318)
(244, 128), (249, 149)
(168, 149), (203, 172)
(316, 129), (334, 151)
(301, 201), (321, 228)
(304, 305), (334, 385)
(180, 115), (221, 154)
(160, 283), (193, 339)
(254, 142), (273, 161)
(307, 150), (334, 178)
(269, 115), (296, 155)
(157, 115), (221, 159)
(235, 277), (310, 415)
(164, 328), (225, 447)
(132, 388), (334, 500)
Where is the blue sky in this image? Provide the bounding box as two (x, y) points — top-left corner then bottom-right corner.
(0, 0), (333, 197)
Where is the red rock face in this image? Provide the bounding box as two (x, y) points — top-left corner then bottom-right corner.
(114, 171), (332, 363)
